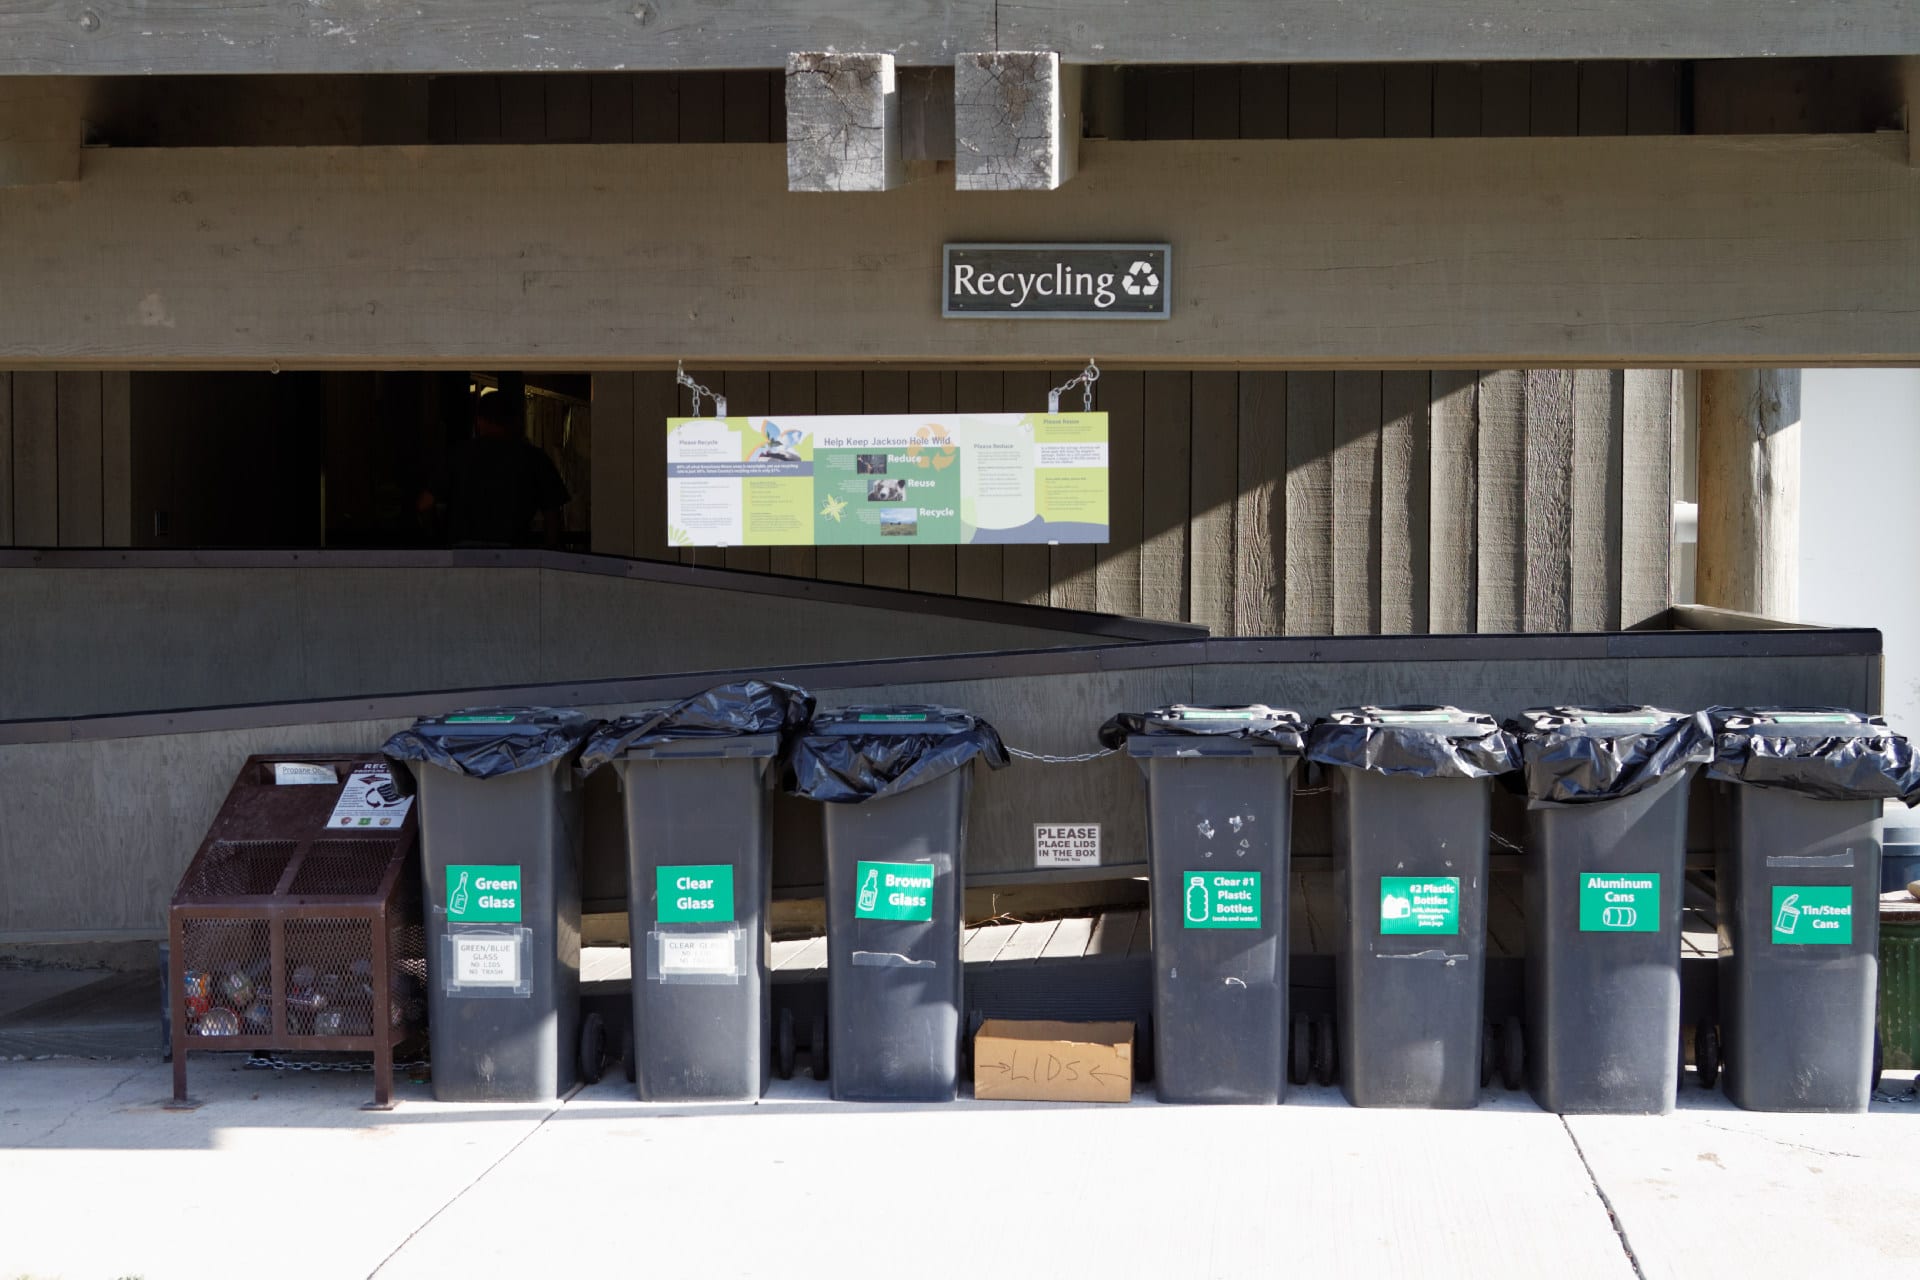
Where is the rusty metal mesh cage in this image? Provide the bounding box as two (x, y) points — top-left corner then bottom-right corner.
(179, 840), (299, 899)
(285, 920), (377, 1038)
(179, 918), (270, 1040)
(291, 840), (395, 896)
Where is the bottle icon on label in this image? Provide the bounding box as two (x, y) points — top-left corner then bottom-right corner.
(1775, 892), (1801, 935)
(1186, 877), (1209, 924)
(1382, 893), (1413, 921)
(450, 871), (471, 916)
(858, 868), (879, 913)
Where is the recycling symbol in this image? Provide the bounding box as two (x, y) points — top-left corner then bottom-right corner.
(1121, 260), (1160, 297)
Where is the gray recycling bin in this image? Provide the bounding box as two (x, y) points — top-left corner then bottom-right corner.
(1707, 707), (1920, 1113)
(1103, 705), (1303, 1104)
(383, 707), (599, 1102)
(788, 706), (1008, 1103)
(1306, 706), (1520, 1109)
(579, 681), (813, 1102)
(1511, 707), (1713, 1114)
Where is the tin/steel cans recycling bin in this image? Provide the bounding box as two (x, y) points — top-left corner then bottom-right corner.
(1306, 706), (1520, 1109)
(1510, 707), (1713, 1114)
(788, 706), (1008, 1102)
(384, 707), (599, 1102)
(1707, 707), (1920, 1113)
(1102, 705), (1304, 1104)
(579, 681), (813, 1102)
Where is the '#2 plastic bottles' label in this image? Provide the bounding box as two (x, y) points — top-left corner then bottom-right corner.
(1771, 885), (1852, 945)
(1380, 877), (1459, 935)
(1181, 871), (1261, 929)
(855, 861), (935, 921)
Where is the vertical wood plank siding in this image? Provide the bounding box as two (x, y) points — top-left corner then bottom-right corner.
(1, 372), (134, 547)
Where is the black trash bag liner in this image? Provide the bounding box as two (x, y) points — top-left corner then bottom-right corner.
(1304, 705), (1520, 780)
(577, 679), (815, 773)
(1705, 707), (1920, 804)
(1098, 704), (1305, 752)
(382, 706), (602, 781)
(786, 705), (1009, 804)
(1508, 706), (1713, 805)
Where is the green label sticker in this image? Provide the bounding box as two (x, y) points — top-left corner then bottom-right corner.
(1771, 885), (1853, 945)
(1582, 714), (1663, 726)
(855, 861), (935, 921)
(857, 713), (929, 723)
(446, 864), (522, 922)
(1377, 712), (1452, 724)
(656, 864), (735, 923)
(1381, 877), (1460, 935)
(1182, 871), (1262, 929)
(1580, 872), (1661, 932)
(1177, 709), (1262, 721)
(445, 714), (517, 724)
(1766, 714), (1852, 725)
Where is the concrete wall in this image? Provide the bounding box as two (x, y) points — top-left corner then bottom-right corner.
(0, 552), (1190, 721)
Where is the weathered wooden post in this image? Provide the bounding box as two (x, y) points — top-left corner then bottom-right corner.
(785, 52), (902, 192)
(1697, 370), (1801, 618)
(953, 51), (1082, 191)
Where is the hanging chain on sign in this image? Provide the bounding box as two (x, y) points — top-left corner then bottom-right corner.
(675, 361), (728, 418)
(1006, 743), (1118, 765)
(1047, 358), (1101, 414)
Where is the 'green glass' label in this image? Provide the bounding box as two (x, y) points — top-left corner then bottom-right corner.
(1579, 872), (1660, 932)
(1381, 877), (1460, 935)
(1771, 885), (1852, 945)
(656, 864), (735, 923)
(855, 861), (935, 921)
(446, 864), (521, 922)
(1178, 709), (1261, 721)
(1182, 871), (1262, 929)
(445, 714), (517, 724)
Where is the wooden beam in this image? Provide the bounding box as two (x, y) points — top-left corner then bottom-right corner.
(3, 135), (1920, 368)
(1697, 370), (1800, 618)
(0, 79), (81, 186)
(785, 52), (901, 192)
(954, 52), (1081, 191)
(3, 4), (1913, 75)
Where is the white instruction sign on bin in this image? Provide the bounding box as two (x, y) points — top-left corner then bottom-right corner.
(452, 935), (522, 987)
(1034, 824), (1101, 869)
(658, 932), (739, 978)
(327, 762), (414, 830)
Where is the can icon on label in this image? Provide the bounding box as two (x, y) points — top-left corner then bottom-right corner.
(1602, 906), (1638, 928)
(1775, 893), (1801, 935)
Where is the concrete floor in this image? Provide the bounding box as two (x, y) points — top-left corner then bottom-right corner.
(1, 1057), (1914, 1280)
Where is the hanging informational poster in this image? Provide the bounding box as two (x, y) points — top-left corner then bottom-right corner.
(665, 413), (1108, 548)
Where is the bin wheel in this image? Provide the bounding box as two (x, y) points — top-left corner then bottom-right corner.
(1135, 1016), (1154, 1086)
(1695, 1021), (1719, 1090)
(1501, 1016), (1526, 1092)
(1481, 1022), (1497, 1089)
(1312, 1013), (1337, 1088)
(1289, 1013), (1312, 1087)
(776, 1007), (796, 1081)
(622, 1025), (636, 1085)
(811, 1012), (829, 1082)
(578, 1012), (607, 1086)
(1872, 1026), (1884, 1095)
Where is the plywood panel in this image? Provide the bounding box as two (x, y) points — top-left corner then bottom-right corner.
(999, 371), (1052, 606)
(722, 71), (774, 143)
(1288, 65), (1337, 139)
(1579, 61), (1630, 136)
(953, 372), (1003, 601)
(1621, 369), (1676, 626)
(767, 370), (818, 579)
(1234, 371), (1286, 635)
(813, 371), (866, 584)
(1335, 65), (1384, 138)
(1432, 63), (1483, 138)
(1191, 67), (1240, 139)
(53, 373), (102, 547)
(544, 75), (592, 142)
(499, 75), (546, 143)
(1482, 62), (1531, 135)
(1383, 64), (1434, 138)
(1427, 371), (1478, 632)
(1476, 370), (1526, 631)
(1094, 369), (1144, 618)
(1187, 372), (1236, 634)
(1143, 67), (1195, 139)
(100, 373), (132, 546)
(1285, 372), (1334, 635)
(1522, 369), (1575, 632)
(1570, 370), (1625, 629)
(1238, 66), (1288, 138)
(1140, 372), (1191, 623)
(10, 373), (57, 546)
(1530, 63), (1579, 136)
(632, 371), (677, 561)
(1627, 61), (1683, 135)
(589, 372), (635, 556)
(629, 72), (676, 143)
(1380, 371), (1430, 633)
(1331, 371), (1382, 633)
(677, 72), (726, 143)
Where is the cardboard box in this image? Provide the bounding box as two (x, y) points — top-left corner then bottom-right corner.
(972, 1019), (1135, 1103)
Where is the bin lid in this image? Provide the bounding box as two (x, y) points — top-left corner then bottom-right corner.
(1705, 706), (1920, 804)
(787, 705), (1009, 803)
(1098, 704), (1304, 752)
(1304, 705), (1519, 780)
(382, 706), (602, 780)
(1509, 706), (1711, 805)
(578, 679), (814, 772)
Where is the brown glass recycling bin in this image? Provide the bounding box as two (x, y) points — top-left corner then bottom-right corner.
(168, 754), (427, 1109)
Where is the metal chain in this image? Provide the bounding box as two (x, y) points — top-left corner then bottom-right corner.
(1047, 358), (1101, 413)
(1007, 745), (1119, 764)
(675, 361), (728, 418)
(245, 1054), (429, 1074)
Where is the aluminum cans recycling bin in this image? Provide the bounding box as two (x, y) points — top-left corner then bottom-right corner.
(1510, 707), (1713, 1114)
(383, 707), (599, 1102)
(788, 706), (1008, 1102)
(579, 681), (813, 1102)
(1101, 705), (1304, 1104)
(1706, 707), (1920, 1113)
(1306, 706), (1520, 1109)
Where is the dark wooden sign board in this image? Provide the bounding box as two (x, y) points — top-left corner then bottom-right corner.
(943, 243), (1173, 320)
